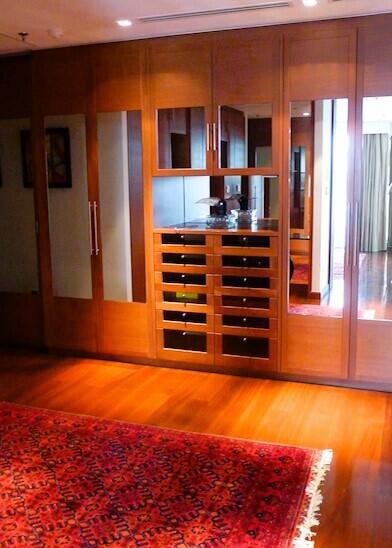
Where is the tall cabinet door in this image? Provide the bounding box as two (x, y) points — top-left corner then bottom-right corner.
(212, 28), (281, 176)
(0, 56), (42, 347)
(33, 48), (99, 352)
(351, 27), (392, 388)
(148, 35), (213, 176)
(281, 24), (357, 379)
(91, 43), (152, 359)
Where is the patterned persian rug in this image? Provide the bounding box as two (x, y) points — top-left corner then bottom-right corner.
(0, 402), (332, 547)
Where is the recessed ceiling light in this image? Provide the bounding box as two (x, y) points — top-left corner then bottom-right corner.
(303, 112), (311, 117)
(302, 0), (318, 7)
(116, 19), (132, 27)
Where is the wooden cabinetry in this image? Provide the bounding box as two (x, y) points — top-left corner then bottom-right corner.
(148, 29), (282, 176)
(153, 229), (279, 374)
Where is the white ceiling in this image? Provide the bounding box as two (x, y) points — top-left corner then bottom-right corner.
(1, 0), (391, 55)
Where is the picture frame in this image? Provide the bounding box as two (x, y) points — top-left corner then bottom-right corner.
(21, 127), (72, 188)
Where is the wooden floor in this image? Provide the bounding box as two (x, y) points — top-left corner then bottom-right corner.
(0, 350), (391, 548)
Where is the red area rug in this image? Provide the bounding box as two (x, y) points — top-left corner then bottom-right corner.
(0, 402), (332, 547)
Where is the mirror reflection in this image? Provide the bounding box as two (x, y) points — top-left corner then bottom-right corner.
(357, 97), (392, 320)
(157, 107), (206, 169)
(97, 111), (146, 303)
(45, 113), (92, 300)
(153, 175), (278, 230)
(0, 118), (39, 294)
(219, 103), (272, 169)
(289, 99), (348, 317)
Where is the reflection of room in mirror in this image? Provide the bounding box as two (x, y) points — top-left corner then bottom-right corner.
(289, 98), (348, 318)
(153, 175), (279, 229)
(358, 97), (392, 320)
(219, 103), (272, 169)
(0, 118), (39, 294)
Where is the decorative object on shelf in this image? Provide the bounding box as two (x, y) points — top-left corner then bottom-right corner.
(0, 401), (332, 548)
(21, 127), (72, 188)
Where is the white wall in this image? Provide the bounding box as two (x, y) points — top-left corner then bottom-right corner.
(0, 118), (39, 293)
(46, 114), (92, 299)
(97, 112), (132, 302)
(312, 100), (333, 295)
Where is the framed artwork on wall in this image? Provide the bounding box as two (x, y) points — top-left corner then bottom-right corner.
(21, 127), (72, 188)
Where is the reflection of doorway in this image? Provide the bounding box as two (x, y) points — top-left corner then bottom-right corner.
(289, 99), (348, 315)
(357, 97), (392, 320)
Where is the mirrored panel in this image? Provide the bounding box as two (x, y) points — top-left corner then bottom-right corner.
(218, 103), (272, 169)
(0, 118), (39, 294)
(289, 99), (348, 318)
(45, 114), (92, 299)
(153, 174), (278, 230)
(97, 110), (146, 303)
(157, 107), (206, 170)
(357, 97), (392, 321)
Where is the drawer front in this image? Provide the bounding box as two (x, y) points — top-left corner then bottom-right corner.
(156, 291), (214, 313)
(155, 272), (214, 293)
(221, 235), (271, 248)
(162, 252), (207, 266)
(222, 334), (269, 359)
(156, 310), (214, 332)
(161, 233), (206, 246)
(157, 329), (214, 364)
(220, 275), (271, 289)
(154, 233), (213, 253)
(215, 335), (277, 370)
(215, 316), (278, 338)
(222, 255), (270, 268)
(215, 295), (278, 316)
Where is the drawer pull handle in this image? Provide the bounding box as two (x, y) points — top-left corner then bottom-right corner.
(243, 277), (247, 282)
(242, 257), (247, 263)
(182, 312), (187, 318)
(242, 298), (247, 303)
(181, 254), (185, 259)
(243, 317), (247, 323)
(242, 337), (247, 343)
(181, 274), (186, 279)
(182, 332), (187, 336)
(242, 237), (247, 243)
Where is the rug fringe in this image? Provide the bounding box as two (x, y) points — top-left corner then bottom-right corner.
(292, 449), (333, 548)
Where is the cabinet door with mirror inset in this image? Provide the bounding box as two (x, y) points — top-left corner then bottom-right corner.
(97, 110), (146, 304)
(284, 98), (350, 379)
(353, 96), (392, 384)
(45, 113), (93, 300)
(0, 118), (39, 295)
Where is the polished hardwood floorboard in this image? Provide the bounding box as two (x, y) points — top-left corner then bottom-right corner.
(0, 349), (391, 548)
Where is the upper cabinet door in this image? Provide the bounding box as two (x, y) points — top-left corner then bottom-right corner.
(212, 29), (282, 175)
(91, 42), (143, 113)
(148, 35), (213, 175)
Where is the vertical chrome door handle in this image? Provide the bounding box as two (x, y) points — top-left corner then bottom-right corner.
(88, 201), (94, 256)
(93, 201), (99, 256)
(212, 123), (218, 152)
(206, 123), (211, 151)
(353, 201), (359, 267)
(346, 202), (352, 267)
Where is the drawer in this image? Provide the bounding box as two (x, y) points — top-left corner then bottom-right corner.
(214, 284), (277, 299)
(214, 294), (278, 317)
(155, 272), (214, 293)
(157, 329), (214, 364)
(156, 310), (214, 332)
(215, 335), (277, 370)
(156, 291), (214, 313)
(220, 275), (271, 289)
(214, 254), (278, 277)
(215, 315), (277, 337)
(154, 232), (213, 252)
(154, 252), (214, 273)
(221, 235), (271, 248)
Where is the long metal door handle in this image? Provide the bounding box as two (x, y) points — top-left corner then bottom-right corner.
(212, 123), (218, 152)
(345, 202), (352, 267)
(353, 201), (359, 267)
(93, 201), (99, 256)
(206, 123), (211, 151)
(88, 201), (93, 256)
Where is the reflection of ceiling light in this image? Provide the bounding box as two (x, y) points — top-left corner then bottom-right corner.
(303, 112), (311, 117)
(302, 0), (318, 6)
(116, 19), (132, 27)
